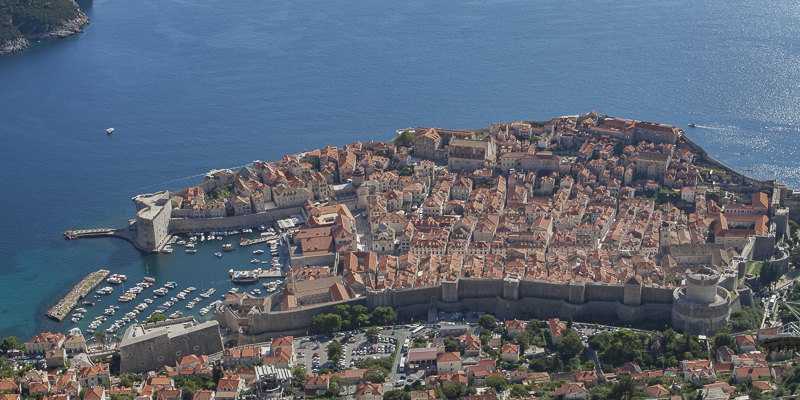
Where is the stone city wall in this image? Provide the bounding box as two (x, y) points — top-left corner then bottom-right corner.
(584, 283), (625, 303)
(169, 207), (301, 233)
(219, 276), (720, 344)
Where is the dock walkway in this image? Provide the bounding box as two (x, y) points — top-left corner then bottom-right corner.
(45, 269), (110, 321)
(238, 235), (280, 247)
(256, 269), (285, 278)
(63, 227), (157, 253)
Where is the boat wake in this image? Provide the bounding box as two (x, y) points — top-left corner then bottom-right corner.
(689, 124), (724, 130)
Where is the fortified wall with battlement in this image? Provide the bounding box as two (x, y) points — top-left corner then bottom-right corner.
(216, 276), (743, 346)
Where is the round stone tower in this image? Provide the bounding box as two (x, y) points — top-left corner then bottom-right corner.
(685, 271), (719, 304)
(672, 267), (732, 336)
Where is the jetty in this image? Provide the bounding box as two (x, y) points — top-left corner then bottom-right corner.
(45, 269), (110, 321)
(256, 269), (285, 278)
(238, 235), (280, 247)
(62, 224), (159, 253)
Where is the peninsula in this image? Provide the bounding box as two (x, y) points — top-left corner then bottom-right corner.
(0, 0), (89, 55)
(68, 112), (797, 339)
(36, 112), (800, 398)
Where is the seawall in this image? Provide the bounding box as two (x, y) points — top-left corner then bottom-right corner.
(681, 132), (774, 191)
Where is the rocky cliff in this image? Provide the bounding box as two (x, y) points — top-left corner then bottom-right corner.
(0, 0), (90, 56)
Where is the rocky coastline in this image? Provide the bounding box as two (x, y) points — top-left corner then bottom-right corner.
(0, 0), (90, 56)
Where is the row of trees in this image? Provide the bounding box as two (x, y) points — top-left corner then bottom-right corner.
(310, 305), (397, 333)
(589, 328), (708, 370)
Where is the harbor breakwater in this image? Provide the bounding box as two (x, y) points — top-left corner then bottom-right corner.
(45, 269), (109, 322)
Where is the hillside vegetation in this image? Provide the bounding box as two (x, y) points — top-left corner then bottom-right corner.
(0, 0), (79, 42)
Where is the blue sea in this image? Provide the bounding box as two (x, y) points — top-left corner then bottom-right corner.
(1, 0), (799, 340)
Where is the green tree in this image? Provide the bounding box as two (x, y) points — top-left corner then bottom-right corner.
(610, 375), (636, 400)
(353, 305), (370, 326)
(371, 307), (397, 326)
(325, 375), (343, 397)
(441, 382), (467, 400)
(712, 327), (735, 352)
(509, 384), (528, 398)
(513, 331), (531, 352)
(0, 337), (21, 353)
(311, 314), (343, 333)
(443, 336), (460, 353)
(334, 305), (352, 330)
(708, 220), (718, 243)
(384, 389), (411, 400)
(144, 312), (167, 324)
(613, 139), (625, 156)
(364, 365), (389, 383)
(558, 331), (584, 361)
(366, 327), (380, 341)
(291, 365), (306, 388)
(479, 314), (497, 330)
(212, 366), (223, 385)
(327, 341), (343, 364)
(95, 331), (107, 346)
(398, 130), (415, 147)
(590, 385), (612, 400)
(486, 375), (509, 392)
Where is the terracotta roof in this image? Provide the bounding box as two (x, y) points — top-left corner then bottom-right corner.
(193, 391), (215, 400)
(84, 388), (105, 400)
(752, 381), (774, 391)
(644, 384), (669, 398)
(437, 352), (461, 362)
(502, 344), (520, 355)
(355, 382), (382, 396)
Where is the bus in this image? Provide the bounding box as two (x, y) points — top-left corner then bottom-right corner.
(399, 357), (406, 373)
(410, 325), (424, 336)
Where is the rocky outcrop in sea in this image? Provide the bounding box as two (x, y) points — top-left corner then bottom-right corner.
(0, 0), (90, 56)
(0, 37), (30, 55)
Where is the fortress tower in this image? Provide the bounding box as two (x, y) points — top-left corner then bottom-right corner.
(672, 268), (732, 335)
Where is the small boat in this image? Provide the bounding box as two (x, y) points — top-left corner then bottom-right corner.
(82, 301), (95, 306)
(106, 127), (115, 134)
(222, 244), (235, 251)
(162, 247), (173, 254)
(739, 152), (746, 155)
(253, 249), (264, 255)
(687, 123), (696, 128)
(186, 249), (197, 253)
(251, 259), (260, 264)
(214, 252), (223, 258)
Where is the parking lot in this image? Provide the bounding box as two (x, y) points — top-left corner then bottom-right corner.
(294, 326), (416, 377)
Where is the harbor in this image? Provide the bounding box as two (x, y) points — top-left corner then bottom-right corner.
(45, 269), (110, 322)
(49, 225), (290, 335)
